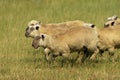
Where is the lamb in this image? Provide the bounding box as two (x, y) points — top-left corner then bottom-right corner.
(32, 27), (99, 62)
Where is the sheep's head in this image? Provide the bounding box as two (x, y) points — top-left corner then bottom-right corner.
(104, 15), (118, 28)
(32, 34), (47, 49)
(25, 20), (41, 38)
(104, 20), (115, 28)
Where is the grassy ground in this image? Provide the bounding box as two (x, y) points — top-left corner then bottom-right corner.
(0, 0), (120, 80)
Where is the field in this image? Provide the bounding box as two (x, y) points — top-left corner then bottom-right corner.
(0, 0), (120, 80)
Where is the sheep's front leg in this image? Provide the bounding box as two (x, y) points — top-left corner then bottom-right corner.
(44, 48), (54, 62)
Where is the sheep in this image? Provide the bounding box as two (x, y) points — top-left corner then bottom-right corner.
(32, 26), (99, 62)
(25, 20), (95, 37)
(97, 26), (120, 61)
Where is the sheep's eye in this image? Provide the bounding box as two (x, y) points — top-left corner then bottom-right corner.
(91, 24), (95, 28)
(36, 26), (39, 30)
(114, 16), (118, 20)
(111, 22), (115, 26)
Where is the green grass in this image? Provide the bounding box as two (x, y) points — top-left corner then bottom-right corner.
(0, 0), (120, 80)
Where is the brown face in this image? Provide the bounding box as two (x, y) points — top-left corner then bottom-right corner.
(32, 36), (41, 49)
(32, 34), (46, 49)
(25, 20), (40, 38)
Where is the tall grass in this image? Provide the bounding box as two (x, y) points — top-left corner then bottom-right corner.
(0, 0), (120, 79)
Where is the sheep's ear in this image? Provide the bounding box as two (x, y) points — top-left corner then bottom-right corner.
(114, 16), (118, 20)
(104, 24), (109, 28)
(41, 34), (45, 40)
(111, 21), (115, 26)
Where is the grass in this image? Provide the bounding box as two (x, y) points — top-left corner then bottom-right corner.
(0, 0), (120, 80)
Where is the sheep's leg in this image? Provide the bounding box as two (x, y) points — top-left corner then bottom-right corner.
(81, 47), (89, 63)
(90, 48), (99, 60)
(108, 47), (115, 56)
(76, 51), (84, 63)
(108, 47), (116, 62)
(44, 48), (54, 62)
(81, 53), (88, 63)
(62, 51), (70, 59)
(62, 51), (71, 62)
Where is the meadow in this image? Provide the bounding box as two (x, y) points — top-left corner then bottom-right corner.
(0, 0), (120, 80)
